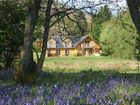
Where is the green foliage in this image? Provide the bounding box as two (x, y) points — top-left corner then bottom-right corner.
(35, 10), (88, 38)
(92, 5), (112, 40)
(69, 11), (88, 35)
(0, 0), (25, 68)
(100, 11), (137, 59)
(135, 35), (140, 60)
(34, 16), (44, 40)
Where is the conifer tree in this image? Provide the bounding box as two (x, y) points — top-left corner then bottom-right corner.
(92, 5), (112, 41)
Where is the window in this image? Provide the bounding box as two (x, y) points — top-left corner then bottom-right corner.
(47, 43), (50, 48)
(48, 39), (56, 48)
(64, 42), (69, 48)
(49, 41), (53, 48)
(56, 50), (60, 56)
(65, 50), (69, 56)
(64, 40), (71, 48)
(48, 50), (51, 55)
(83, 50), (86, 55)
(65, 42), (67, 48)
(84, 41), (89, 47)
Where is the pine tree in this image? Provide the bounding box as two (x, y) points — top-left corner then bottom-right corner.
(92, 5), (112, 41)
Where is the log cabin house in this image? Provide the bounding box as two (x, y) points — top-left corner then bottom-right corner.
(35, 35), (101, 57)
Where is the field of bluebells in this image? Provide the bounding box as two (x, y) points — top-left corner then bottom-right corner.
(0, 56), (140, 105)
(0, 73), (140, 105)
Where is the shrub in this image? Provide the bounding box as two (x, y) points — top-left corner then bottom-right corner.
(0, 0), (25, 68)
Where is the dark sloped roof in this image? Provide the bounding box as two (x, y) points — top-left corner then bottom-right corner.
(73, 35), (89, 47)
(48, 35), (91, 48)
(53, 36), (65, 48)
(71, 35), (82, 47)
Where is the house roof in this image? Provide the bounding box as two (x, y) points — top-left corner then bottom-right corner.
(73, 35), (89, 47)
(48, 35), (100, 48)
(53, 36), (64, 48)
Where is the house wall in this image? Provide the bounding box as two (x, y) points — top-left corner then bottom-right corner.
(46, 48), (77, 57)
(75, 37), (101, 55)
(89, 41), (96, 48)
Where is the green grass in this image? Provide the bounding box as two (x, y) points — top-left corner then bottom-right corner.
(2, 55), (139, 85)
(43, 56), (139, 73)
(35, 55), (140, 84)
(39, 70), (108, 85)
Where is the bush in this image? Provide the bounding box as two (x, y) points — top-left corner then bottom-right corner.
(0, 0), (25, 68)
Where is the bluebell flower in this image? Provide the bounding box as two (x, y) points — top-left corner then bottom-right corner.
(114, 100), (119, 105)
(88, 97), (96, 104)
(25, 102), (32, 105)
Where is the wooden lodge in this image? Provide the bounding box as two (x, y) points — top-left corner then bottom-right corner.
(35, 35), (101, 57)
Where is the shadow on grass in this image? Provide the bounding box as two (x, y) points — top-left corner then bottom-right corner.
(38, 69), (140, 85)
(0, 68), (140, 85)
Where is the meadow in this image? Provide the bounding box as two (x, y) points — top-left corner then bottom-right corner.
(43, 56), (139, 73)
(1, 56), (140, 105)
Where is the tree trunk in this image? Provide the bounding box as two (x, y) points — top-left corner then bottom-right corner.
(16, 0), (41, 83)
(126, 0), (140, 60)
(37, 0), (53, 71)
(126, 0), (140, 33)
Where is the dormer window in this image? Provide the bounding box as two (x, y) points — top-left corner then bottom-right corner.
(64, 42), (69, 48)
(84, 41), (89, 47)
(49, 41), (53, 48)
(63, 39), (72, 48)
(47, 39), (56, 48)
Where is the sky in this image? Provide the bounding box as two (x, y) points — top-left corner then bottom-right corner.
(59, 0), (127, 7)
(58, 0), (127, 15)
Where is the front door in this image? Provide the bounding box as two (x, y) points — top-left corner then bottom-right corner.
(82, 49), (93, 55)
(89, 49), (93, 55)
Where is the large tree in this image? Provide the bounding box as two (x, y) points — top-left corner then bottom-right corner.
(16, 0), (42, 83)
(126, 0), (140, 60)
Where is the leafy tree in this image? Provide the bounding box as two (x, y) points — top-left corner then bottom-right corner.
(0, 0), (25, 68)
(16, 0), (41, 83)
(92, 5), (112, 40)
(100, 11), (137, 59)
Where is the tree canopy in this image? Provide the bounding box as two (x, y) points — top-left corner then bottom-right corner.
(92, 5), (112, 41)
(100, 10), (137, 59)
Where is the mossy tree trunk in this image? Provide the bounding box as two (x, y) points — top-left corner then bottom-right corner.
(17, 0), (41, 83)
(17, 0), (54, 83)
(126, 0), (140, 33)
(126, 0), (140, 60)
